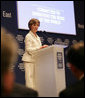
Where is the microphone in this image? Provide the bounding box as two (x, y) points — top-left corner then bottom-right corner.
(39, 30), (48, 39)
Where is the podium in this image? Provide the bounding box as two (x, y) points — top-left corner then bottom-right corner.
(33, 45), (66, 97)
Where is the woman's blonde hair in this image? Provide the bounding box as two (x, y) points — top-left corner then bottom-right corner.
(28, 18), (40, 30)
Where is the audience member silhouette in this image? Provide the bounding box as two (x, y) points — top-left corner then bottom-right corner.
(59, 42), (84, 97)
(1, 27), (38, 97)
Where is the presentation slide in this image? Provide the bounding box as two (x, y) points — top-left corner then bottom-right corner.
(17, 1), (76, 35)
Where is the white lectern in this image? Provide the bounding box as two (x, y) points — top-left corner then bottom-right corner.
(33, 45), (66, 97)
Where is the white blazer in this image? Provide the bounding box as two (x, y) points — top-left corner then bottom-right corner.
(22, 31), (42, 62)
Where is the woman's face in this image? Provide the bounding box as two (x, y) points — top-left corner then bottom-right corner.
(31, 23), (39, 33)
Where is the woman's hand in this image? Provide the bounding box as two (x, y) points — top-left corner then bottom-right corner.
(40, 45), (48, 49)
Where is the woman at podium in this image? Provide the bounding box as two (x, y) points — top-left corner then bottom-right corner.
(22, 18), (48, 90)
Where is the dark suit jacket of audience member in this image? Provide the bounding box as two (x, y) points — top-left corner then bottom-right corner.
(9, 83), (38, 97)
(59, 77), (84, 97)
